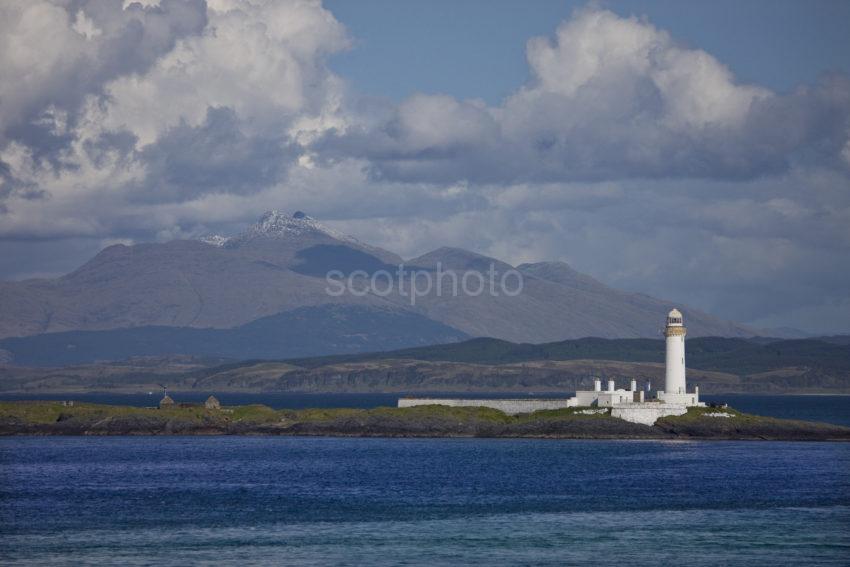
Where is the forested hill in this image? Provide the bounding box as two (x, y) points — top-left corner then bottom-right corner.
(3, 335), (849, 395)
(285, 336), (850, 376)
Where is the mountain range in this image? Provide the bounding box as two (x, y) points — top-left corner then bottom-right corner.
(0, 211), (795, 365)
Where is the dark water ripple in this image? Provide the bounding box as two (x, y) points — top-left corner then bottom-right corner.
(1, 437), (849, 565)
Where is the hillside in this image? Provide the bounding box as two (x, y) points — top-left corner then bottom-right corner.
(2, 336), (848, 395)
(0, 305), (468, 367)
(0, 211), (772, 355)
(284, 336), (850, 375)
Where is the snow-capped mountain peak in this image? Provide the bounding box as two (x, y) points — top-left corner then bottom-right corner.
(251, 210), (324, 237)
(199, 210), (357, 247)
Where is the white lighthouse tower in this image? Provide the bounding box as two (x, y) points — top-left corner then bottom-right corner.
(664, 308), (686, 394)
(657, 308), (702, 406)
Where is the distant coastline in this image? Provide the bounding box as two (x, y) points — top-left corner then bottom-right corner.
(3, 335), (849, 396)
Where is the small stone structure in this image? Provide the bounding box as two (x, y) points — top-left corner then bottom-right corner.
(205, 395), (221, 410)
(159, 394), (175, 409)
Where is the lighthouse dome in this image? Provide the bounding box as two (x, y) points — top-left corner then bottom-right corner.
(667, 308), (683, 326)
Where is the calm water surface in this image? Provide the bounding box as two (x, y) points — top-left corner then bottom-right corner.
(1, 437), (849, 565)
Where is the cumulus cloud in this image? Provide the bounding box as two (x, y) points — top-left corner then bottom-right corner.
(97, 0), (349, 146)
(0, 3), (848, 333)
(137, 107), (299, 203)
(0, 0), (207, 144)
(0, 0), (349, 236)
(324, 8), (850, 183)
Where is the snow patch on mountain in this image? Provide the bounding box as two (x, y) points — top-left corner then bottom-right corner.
(199, 235), (230, 247)
(249, 210), (331, 238)
(198, 211), (364, 248)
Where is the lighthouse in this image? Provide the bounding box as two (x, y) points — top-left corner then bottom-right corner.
(664, 308), (686, 395)
(399, 308), (704, 424)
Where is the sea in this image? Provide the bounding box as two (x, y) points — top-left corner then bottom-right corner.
(1, 394), (849, 565)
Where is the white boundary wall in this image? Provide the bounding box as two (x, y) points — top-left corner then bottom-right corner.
(610, 403), (688, 426)
(657, 391), (700, 406)
(397, 398), (576, 415)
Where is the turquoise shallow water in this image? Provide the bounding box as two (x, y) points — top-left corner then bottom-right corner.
(3, 507), (848, 565)
(1, 437), (849, 565)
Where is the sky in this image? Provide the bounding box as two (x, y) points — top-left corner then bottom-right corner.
(0, 0), (849, 334)
(326, 0), (850, 102)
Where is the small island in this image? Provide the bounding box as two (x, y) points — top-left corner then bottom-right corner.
(2, 400), (849, 441)
(3, 312), (847, 441)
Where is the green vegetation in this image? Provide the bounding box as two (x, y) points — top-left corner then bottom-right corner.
(0, 401), (147, 425)
(517, 407), (611, 421)
(366, 405), (514, 423)
(1, 401), (848, 441)
(281, 407), (364, 422)
(0, 401), (276, 427)
(280, 336), (850, 376)
(4, 335), (849, 395)
(0, 400), (610, 429)
(227, 404), (280, 423)
(661, 406), (746, 423)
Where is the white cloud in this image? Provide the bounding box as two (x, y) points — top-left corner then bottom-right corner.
(99, 0), (349, 146)
(72, 9), (103, 39)
(330, 8), (846, 183)
(0, 1), (87, 133)
(0, 0), (207, 142)
(522, 9), (767, 128)
(0, 3), (849, 332)
(0, 0), (350, 231)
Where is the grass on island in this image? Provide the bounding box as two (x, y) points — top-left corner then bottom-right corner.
(282, 404), (623, 425)
(0, 400), (642, 427)
(4, 400), (848, 440)
(0, 400), (250, 425)
(657, 404), (831, 428)
(2, 400), (847, 445)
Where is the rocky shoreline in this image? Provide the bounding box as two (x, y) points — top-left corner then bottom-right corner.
(2, 401), (849, 441)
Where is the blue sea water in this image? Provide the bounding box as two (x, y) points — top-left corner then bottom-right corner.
(1, 437), (849, 565)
